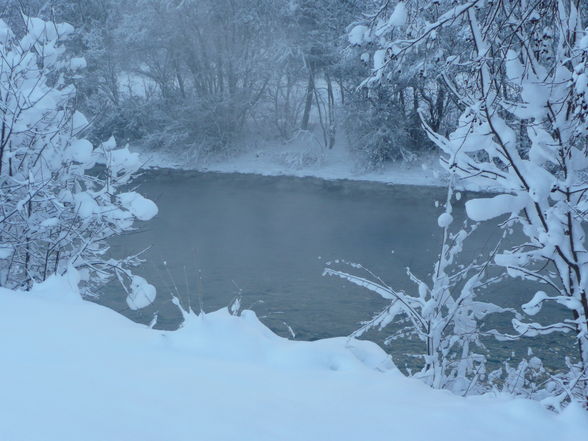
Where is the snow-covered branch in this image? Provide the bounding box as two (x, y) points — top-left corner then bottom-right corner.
(0, 17), (157, 309)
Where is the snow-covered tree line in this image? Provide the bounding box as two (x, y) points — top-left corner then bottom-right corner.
(344, 0), (588, 406)
(7, 0), (450, 167)
(345, 0), (457, 165)
(0, 14), (158, 310)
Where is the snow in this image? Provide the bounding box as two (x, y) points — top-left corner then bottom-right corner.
(348, 25), (368, 45)
(522, 291), (550, 316)
(373, 48), (387, 70)
(73, 191), (99, 218)
(118, 191), (159, 221)
(1, 274), (587, 441)
(374, 2), (408, 37)
(72, 110), (89, 133)
(437, 212), (453, 228)
(56, 22), (74, 37)
(109, 146), (143, 176)
(0, 245), (13, 259)
(134, 137), (451, 188)
(127, 275), (156, 310)
(69, 56), (87, 70)
(522, 291), (583, 317)
(506, 50), (524, 82)
(69, 138), (94, 164)
(0, 19), (12, 41)
(101, 135), (117, 150)
(466, 194), (529, 222)
(388, 2), (408, 27)
(40, 217), (59, 228)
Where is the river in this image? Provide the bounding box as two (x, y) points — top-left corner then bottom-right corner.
(101, 169), (574, 371)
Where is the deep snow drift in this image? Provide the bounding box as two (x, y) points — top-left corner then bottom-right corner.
(1, 274), (587, 441)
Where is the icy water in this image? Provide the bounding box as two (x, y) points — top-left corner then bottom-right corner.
(103, 170), (574, 370)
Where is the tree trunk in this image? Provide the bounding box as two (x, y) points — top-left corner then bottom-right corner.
(301, 71), (314, 131)
(326, 73), (336, 149)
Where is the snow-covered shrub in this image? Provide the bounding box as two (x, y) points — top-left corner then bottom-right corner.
(356, 0), (588, 406)
(89, 96), (156, 146)
(491, 353), (550, 400)
(343, 87), (414, 168)
(0, 16), (157, 307)
(489, 352), (588, 412)
(345, 1), (455, 169)
(325, 186), (509, 395)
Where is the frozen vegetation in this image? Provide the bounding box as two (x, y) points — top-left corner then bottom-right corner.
(1, 0), (588, 438)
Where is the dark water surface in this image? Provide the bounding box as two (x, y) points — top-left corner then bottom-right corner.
(101, 170), (574, 370)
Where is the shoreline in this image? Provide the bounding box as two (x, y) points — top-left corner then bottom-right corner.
(134, 145), (452, 188)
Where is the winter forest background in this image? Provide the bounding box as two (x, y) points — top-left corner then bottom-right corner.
(3, 0), (444, 166)
(1, 0), (588, 436)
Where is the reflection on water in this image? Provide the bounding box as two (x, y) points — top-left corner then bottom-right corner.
(101, 170), (574, 371)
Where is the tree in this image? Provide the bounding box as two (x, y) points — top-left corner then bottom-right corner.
(0, 15), (157, 310)
(110, 0), (281, 154)
(325, 184), (508, 394)
(279, 0), (363, 148)
(345, 0), (454, 166)
(359, 0), (588, 406)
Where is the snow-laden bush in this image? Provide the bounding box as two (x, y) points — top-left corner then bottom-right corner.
(325, 185), (511, 395)
(356, 0), (588, 406)
(0, 16), (157, 308)
(342, 76), (437, 168)
(343, 87), (414, 168)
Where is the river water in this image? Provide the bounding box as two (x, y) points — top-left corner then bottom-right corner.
(101, 169), (574, 371)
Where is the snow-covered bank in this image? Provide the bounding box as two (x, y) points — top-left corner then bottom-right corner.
(134, 139), (450, 188)
(2, 275), (587, 441)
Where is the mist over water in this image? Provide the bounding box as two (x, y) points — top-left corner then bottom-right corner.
(102, 170), (573, 371)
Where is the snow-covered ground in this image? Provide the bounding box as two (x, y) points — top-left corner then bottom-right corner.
(135, 134), (450, 187)
(2, 273), (587, 441)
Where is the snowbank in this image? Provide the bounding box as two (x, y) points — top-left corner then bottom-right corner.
(1, 275), (587, 441)
(134, 139), (450, 188)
